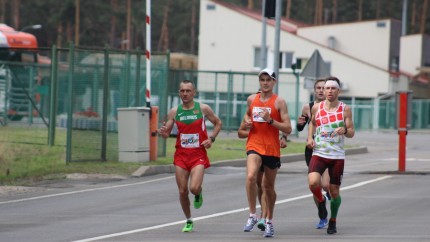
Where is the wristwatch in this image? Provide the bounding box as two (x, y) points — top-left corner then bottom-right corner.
(210, 136), (216, 142)
(268, 119), (274, 125)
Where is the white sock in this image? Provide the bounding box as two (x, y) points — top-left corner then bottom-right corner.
(186, 217), (193, 222)
(249, 213), (257, 218)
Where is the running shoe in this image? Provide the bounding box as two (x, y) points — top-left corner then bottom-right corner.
(327, 219), (337, 234)
(315, 218), (328, 229)
(317, 197), (328, 220)
(182, 221), (194, 232)
(264, 222), (274, 237)
(325, 191), (331, 200)
(194, 191), (203, 209)
(243, 216), (258, 232)
(257, 218), (266, 231)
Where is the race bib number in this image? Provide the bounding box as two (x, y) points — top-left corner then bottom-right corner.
(319, 127), (340, 143)
(180, 133), (200, 148)
(252, 107), (272, 123)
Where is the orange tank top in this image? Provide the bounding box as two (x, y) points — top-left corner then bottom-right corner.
(246, 93), (281, 157)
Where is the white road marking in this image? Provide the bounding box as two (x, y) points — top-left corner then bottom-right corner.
(0, 176), (175, 205)
(72, 175), (392, 242)
(379, 158), (430, 162)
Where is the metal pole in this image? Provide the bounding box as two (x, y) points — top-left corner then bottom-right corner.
(101, 47), (109, 161)
(294, 72), (300, 137)
(135, 48), (141, 106)
(146, 0), (151, 107)
(401, 0), (408, 35)
(397, 92), (408, 172)
(66, 42), (75, 163)
(261, 0), (267, 68)
(273, 0), (282, 94)
(28, 67), (34, 125)
(48, 45), (58, 146)
(125, 52), (131, 107)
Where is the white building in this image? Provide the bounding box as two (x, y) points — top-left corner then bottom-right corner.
(198, 0), (430, 101)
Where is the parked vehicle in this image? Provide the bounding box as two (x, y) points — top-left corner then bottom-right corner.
(0, 23), (43, 121)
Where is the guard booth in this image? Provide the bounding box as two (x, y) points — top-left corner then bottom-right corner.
(117, 107), (151, 162)
(396, 91), (413, 172)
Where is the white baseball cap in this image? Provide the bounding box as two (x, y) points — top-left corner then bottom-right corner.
(258, 68), (276, 80)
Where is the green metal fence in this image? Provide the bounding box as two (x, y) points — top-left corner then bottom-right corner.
(1, 47), (430, 163)
(55, 45), (169, 162)
(169, 69), (430, 132)
(0, 45), (169, 162)
(168, 70), (300, 132)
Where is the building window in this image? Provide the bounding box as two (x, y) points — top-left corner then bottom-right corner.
(278, 51), (293, 69)
(376, 21), (386, 28)
(292, 58), (304, 71)
(283, 52), (293, 69)
(254, 47), (261, 68)
(255, 49), (296, 69)
(207, 4), (216, 10)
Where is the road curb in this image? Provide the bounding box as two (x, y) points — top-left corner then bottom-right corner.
(132, 146), (368, 177)
(132, 165), (175, 177)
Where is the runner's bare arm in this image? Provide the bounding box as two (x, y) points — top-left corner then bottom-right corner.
(158, 107), (177, 139)
(271, 97), (292, 135)
(243, 94), (256, 128)
(343, 105), (355, 138)
(237, 118), (249, 139)
(201, 103), (222, 142)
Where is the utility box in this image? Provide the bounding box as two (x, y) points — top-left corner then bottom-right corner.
(117, 107), (150, 162)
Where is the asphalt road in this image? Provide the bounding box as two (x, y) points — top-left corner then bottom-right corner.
(0, 130), (429, 242)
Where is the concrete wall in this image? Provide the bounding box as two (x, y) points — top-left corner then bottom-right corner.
(297, 20), (397, 71)
(400, 35), (423, 75)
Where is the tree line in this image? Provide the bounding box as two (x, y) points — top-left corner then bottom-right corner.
(0, 0), (428, 54)
(239, 0), (429, 32)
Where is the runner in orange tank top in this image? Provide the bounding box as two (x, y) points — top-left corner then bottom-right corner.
(238, 90), (288, 232)
(242, 68), (292, 238)
(246, 93), (282, 157)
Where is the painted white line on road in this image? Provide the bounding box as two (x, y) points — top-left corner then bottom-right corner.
(340, 175), (392, 190)
(380, 158), (430, 162)
(72, 175), (392, 242)
(0, 176), (175, 205)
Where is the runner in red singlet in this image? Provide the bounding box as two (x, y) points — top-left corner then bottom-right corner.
(158, 80), (222, 233)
